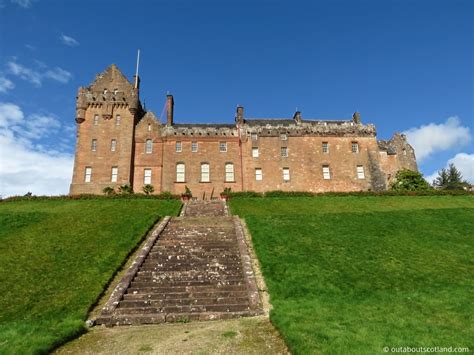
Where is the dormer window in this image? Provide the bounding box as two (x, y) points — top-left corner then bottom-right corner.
(147, 123), (152, 132)
(113, 88), (118, 95)
(103, 88), (108, 95)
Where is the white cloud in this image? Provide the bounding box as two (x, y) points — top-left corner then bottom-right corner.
(0, 75), (15, 93)
(0, 102), (74, 197)
(60, 34), (79, 47)
(425, 153), (474, 184)
(403, 116), (471, 162)
(7, 59), (72, 86)
(11, 0), (33, 8)
(7, 61), (42, 86)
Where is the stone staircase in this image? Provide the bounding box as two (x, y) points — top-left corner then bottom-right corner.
(96, 201), (262, 326)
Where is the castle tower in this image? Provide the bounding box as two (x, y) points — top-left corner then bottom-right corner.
(70, 64), (143, 194)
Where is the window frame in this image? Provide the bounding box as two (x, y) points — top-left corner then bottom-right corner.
(255, 168), (263, 181)
(351, 141), (359, 153)
(251, 133), (258, 141)
(281, 147), (288, 157)
(93, 114), (99, 126)
(200, 163), (210, 182)
(280, 133), (288, 141)
(322, 142), (329, 153)
(176, 141), (182, 153)
(322, 165), (331, 180)
(91, 139), (97, 152)
(176, 163), (185, 182)
(111, 166), (118, 182)
(145, 139), (153, 154)
(110, 139), (117, 152)
(283, 167), (290, 181)
(252, 147), (259, 158)
(356, 165), (365, 179)
(191, 141), (198, 153)
(144, 168), (152, 185)
(84, 167), (92, 183)
(219, 141), (227, 152)
(225, 163), (235, 182)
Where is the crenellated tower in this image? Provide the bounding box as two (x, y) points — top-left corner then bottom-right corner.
(70, 64), (143, 194)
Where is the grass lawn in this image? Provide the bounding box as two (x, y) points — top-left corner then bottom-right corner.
(0, 199), (181, 355)
(230, 196), (474, 354)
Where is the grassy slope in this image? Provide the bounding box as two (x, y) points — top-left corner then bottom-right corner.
(230, 196), (474, 354)
(0, 199), (180, 355)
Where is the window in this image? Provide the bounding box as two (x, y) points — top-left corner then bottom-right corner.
(357, 165), (365, 179)
(144, 169), (152, 184)
(251, 133), (258, 141)
(351, 142), (359, 153)
(103, 88), (108, 95)
(191, 141), (198, 152)
(176, 163), (185, 182)
(280, 133), (288, 141)
(111, 167), (118, 182)
(219, 141), (227, 152)
(176, 141), (182, 152)
(91, 139), (97, 152)
(403, 148), (407, 156)
(225, 163), (234, 182)
(146, 139), (153, 154)
(147, 123), (152, 132)
(322, 165), (331, 180)
(110, 139), (117, 152)
(252, 147), (259, 158)
(201, 163), (210, 182)
(113, 88), (118, 95)
(115, 115), (121, 126)
(255, 168), (262, 181)
(93, 114), (99, 126)
(322, 142), (329, 153)
(281, 147), (288, 157)
(283, 168), (290, 181)
(84, 167), (92, 183)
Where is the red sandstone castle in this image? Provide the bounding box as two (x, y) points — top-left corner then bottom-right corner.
(70, 64), (417, 197)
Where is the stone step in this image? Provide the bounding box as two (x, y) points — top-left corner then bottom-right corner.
(132, 275), (245, 284)
(130, 279), (244, 288)
(114, 303), (250, 315)
(123, 290), (249, 300)
(119, 296), (250, 308)
(136, 268), (243, 276)
(126, 284), (247, 295)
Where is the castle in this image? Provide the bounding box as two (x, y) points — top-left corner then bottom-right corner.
(70, 64), (417, 197)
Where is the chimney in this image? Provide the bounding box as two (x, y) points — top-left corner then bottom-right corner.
(133, 75), (141, 92)
(235, 106), (244, 125)
(293, 111), (302, 124)
(166, 94), (174, 126)
(352, 112), (361, 124)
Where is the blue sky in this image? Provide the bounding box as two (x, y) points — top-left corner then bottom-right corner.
(0, 0), (472, 196)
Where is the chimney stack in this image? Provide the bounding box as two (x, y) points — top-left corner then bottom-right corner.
(293, 111), (302, 124)
(235, 106), (244, 125)
(166, 94), (174, 126)
(352, 112), (361, 124)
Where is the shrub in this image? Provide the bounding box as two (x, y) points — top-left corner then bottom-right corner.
(265, 190), (314, 197)
(118, 184), (133, 194)
(390, 169), (432, 192)
(142, 184), (155, 195)
(102, 186), (115, 195)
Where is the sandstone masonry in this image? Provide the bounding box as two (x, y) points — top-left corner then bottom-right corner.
(70, 64), (417, 197)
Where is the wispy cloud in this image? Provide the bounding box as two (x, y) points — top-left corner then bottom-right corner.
(0, 75), (15, 93)
(6, 59), (72, 87)
(60, 34), (79, 47)
(0, 102), (73, 197)
(44, 67), (73, 83)
(11, 0), (34, 8)
(403, 116), (471, 162)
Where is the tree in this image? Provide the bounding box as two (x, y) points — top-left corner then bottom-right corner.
(433, 163), (468, 190)
(390, 169), (431, 191)
(142, 184), (154, 195)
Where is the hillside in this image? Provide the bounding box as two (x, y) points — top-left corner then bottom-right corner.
(230, 196), (474, 354)
(0, 198), (181, 354)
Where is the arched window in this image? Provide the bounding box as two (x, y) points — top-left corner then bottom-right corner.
(176, 163), (185, 182)
(225, 163), (234, 182)
(145, 139), (153, 154)
(201, 163), (210, 182)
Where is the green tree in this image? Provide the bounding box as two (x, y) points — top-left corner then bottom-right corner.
(142, 184), (154, 195)
(390, 169), (431, 191)
(433, 164), (468, 190)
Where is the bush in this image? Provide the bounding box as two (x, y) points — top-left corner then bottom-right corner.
(102, 186), (115, 195)
(142, 184), (155, 195)
(228, 191), (264, 198)
(390, 169), (432, 192)
(118, 184), (133, 194)
(265, 190), (314, 198)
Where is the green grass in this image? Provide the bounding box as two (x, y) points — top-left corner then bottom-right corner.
(230, 196), (474, 354)
(0, 199), (181, 355)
